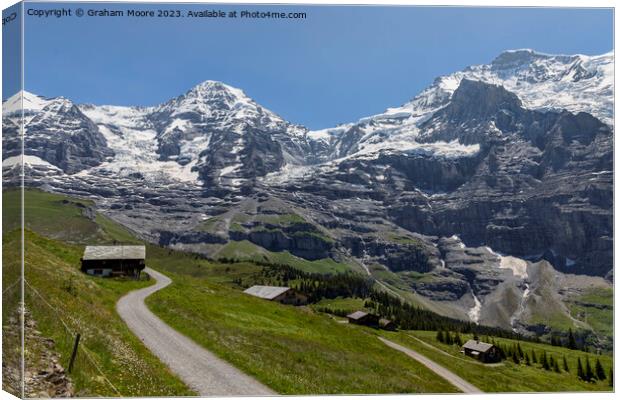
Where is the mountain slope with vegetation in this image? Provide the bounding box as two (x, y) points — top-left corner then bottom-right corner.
(2, 189), (193, 397)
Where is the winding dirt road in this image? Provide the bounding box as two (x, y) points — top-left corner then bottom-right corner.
(116, 267), (275, 396)
(379, 337), (482, 394)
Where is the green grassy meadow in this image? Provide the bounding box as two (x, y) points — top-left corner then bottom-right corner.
(145, 271), (458, 394)
(2, 189), (193, 396)
(383, 330), (613, 392)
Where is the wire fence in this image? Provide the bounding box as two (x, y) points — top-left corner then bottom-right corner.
(23, 279), (122, 396)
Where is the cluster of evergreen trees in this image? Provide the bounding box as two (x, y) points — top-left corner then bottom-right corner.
(436, 331), (612, 386)
(365, 289), (522, 339)
(436, 330), (463, 346)
(252, 263), (373, 303)
(549, 329), (590, 352)
(575, 357), (611, 384)
(239, 259), (604, 356)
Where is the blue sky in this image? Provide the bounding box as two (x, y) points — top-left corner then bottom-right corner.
(7, 4), (615, 129)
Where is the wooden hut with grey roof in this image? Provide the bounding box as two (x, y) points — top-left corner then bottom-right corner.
(243, 285), (308, 305)
(461, 339), (501, 363)
(81, 245), (146, 278)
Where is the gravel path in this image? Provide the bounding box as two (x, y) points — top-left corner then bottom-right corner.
(116, 267), (276, 396)
(379, 337), (482, 394)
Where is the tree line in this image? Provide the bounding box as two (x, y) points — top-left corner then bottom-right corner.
(436, 330), (612, 386)
(226, 257), (603, 354)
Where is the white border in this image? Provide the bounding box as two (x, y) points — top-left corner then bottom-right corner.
(0, 1), (616, 400)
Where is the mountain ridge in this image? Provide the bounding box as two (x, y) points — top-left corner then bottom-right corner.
(2, 49), (613, 341)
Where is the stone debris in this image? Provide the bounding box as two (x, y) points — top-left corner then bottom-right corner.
(2, 305), (74, 398)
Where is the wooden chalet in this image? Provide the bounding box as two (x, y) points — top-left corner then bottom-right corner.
(346, 311), (380, 327)
(461, 339), (501, 363)
(81, 245), (145, 278)
(379, 318), (397, 331)
(243, 285), (308, 305)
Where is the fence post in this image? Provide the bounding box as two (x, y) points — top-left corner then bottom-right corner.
(68, 333), (81, 373)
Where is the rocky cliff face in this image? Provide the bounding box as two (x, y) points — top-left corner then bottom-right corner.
(3, 92), (113, 173)
(3, 49), (613, 340)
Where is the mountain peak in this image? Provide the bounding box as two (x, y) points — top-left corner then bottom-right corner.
(490, 49), (554, 68)
(3, 90), (51, 115)
(187, 80), (250, 103)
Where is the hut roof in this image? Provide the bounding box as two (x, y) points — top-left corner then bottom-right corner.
(244, 285), (291, 300)
(347, 311), (370, 320)
(462, 339), (494, 353)
(83, 245), (145, 261)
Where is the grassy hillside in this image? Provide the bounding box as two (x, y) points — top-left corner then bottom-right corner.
(4, 188), (614, 395)
(215, 240), (352, 274)
(145, 271), (458, 394)
(2, 189), (193, 396)
(383, 330), (613, 392)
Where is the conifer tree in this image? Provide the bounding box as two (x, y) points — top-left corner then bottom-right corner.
(524, 353), (531, 366)
(567, 328), (577, 350)
(577, 358), (585, 381)
(585, 357), (594, 382)
(436, 330), (444, 343)
(608, 367), (613, 387)
(563, 355), (569, 372)
(512, 351), (520, 364)
(445, 331), (453, 345)
(454, 332), (463, 346)
(531, 350), (537, 364)
(541, 352), (550, 370)
(595, 359), (606, 381)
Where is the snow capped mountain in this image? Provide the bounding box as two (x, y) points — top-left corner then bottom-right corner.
(2, 92), (113, 173)
(2, 49), (613, 185)
(79, 104), (200, 184)
(3, 49), (613, 338)
(146, 80), (314, 192)
(3, 90), (51, 116)
(152, 80), (305, 136)
(311, 49), (613, 162)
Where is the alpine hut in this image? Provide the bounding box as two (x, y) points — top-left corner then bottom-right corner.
(346, 311), (380, 327)
(81, 245), (146, 278)
(461, 339), (501, 363)
(243, 285), (308, 305)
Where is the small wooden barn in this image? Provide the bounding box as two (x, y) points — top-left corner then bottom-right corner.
(243, 285), (308, 305)
(461, 339), (501, 363)
(346, 311), (380, 327)
(81, 245), (146, 278)
(379, 318), (397, 331)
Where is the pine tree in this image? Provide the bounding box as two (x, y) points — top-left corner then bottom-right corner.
(563, 355), (569, 372)
(454, 332), (463, 346)
(517, 343), (524, 358)
(541, 352), (550, 370)
(553, 359), (561, 373)
(595, 359), (606, 381)
(567, 328), (577, 350)
(608, 367), (613, 387)
(445, 331), (453, 345)
(585, 357), (594, 382)
(436, 330), (444, 343)
(512, 351), (520, 364)
(531, 350), (538, 364)
(577, 358), (585, 381)
(524, 353), (531, 366)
